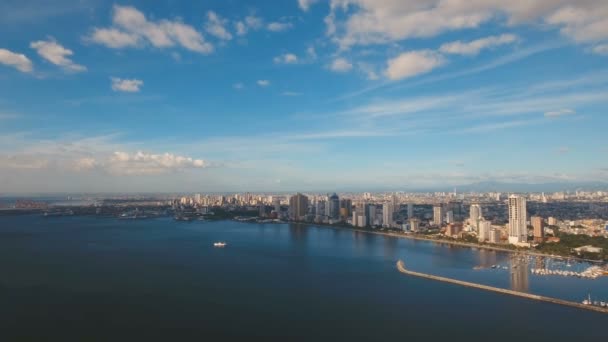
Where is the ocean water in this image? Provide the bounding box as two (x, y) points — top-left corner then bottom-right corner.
(0, 216), (605, 341)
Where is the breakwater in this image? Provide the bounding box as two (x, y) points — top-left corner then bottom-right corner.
(396, 260), (608, 314)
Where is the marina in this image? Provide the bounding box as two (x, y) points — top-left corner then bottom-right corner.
(396, 260), (608, 314)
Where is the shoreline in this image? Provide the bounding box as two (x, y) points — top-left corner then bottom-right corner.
(247, 219), (606, 264)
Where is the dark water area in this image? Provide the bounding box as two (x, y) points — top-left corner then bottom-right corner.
(0, 216), (605, 341)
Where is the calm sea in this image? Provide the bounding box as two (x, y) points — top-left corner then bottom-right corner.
(0, 216), (606, 341)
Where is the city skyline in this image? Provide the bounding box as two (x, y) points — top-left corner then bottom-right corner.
(1, 1), (608, 193)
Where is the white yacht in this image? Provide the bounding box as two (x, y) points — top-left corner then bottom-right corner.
(213, 242), (227, 247)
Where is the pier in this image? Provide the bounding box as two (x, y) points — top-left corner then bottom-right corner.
(396, 260), (608, 314)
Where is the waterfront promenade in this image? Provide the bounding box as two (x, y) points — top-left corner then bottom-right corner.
(396, 260), (608, 314)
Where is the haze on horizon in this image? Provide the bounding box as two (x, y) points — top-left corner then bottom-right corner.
(1, 0), (608, 193)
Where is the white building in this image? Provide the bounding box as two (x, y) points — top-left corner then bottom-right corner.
(508, 195), (527, 244)
(433, 204), (444, 226)
(489, 228), (501, 244)
(469, 204), (482, 231)
(446, 211), (454, 224)
(382, 203), (394, 228)
(478, 219), (491, 242)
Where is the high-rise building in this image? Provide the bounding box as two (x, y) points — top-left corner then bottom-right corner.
(391, 193), (399, 213)
(259, 203), (266, 217)
(489, 228), (501, 243)
(328, 193), (340, 220)
(446, 210), (454, 224)
(315, 199), (326, 222)
(478, 219), (491, 242)
(409, 218), (420, 232)
(532, 216), (545, 243)
(289, 193), (308, 221)
(367, 204), (376, 226)
(508, 195), (527, 244)
(273, 197), (281, 214)
(469, 204), (482, 231)
(407, 203), (414, 219)
(433, 204), (444, 226)
(382, 203), (394, 227)
(548, 217), (558, 226)
(339, 199), (352, 219)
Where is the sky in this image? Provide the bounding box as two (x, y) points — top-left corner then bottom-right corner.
(1, 0), (608, 193)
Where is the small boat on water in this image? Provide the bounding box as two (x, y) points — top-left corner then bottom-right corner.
(213, 242), (227, 247)
(582, 294), (592, 305)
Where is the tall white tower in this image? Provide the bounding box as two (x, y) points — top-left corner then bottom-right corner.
(469, 204), (482, 231)
(508, 195), (527, 244)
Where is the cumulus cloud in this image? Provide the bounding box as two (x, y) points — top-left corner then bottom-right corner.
(30, 39), (86, 72)
(267, 22), (293, 32)
(205, 11), (232, 41)
(0, 48), (33, 72)
(111, 77), (144, 92)
(325, 1), (608, 49)
(257, 80), (270, 87)
(544, 108), (576, 118)
(592, 44), (608, 55)
(106, 151), (206, 175)
(329, 57), (353, 72)
(298, 0), (319, 12)
(274, 53), (298, 64)
(88, 5), (213, 54)
(385, 50), (445, 80)
(235, 15), (263, 36)
(439, 34), (518, 56)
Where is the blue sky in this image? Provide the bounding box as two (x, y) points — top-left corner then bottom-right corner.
(1, 0), (608, 193)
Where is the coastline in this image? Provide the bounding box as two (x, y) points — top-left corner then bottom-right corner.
(246, 219), (606, 264)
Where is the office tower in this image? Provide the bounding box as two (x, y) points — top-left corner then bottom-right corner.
(446, 211), (454, 224)
(382, 203), (394, 228)
(508, 195), (527, 244)
(478, 219), (491, 242)
(328, 193), (340, 220)
(289, 193), (309, 221)
(469, 204), (482, 231)
(339, 199), (352, 219)
(391, 193), (398, 213)
(259, 203), (266, 218)
(315, 199), (326, 222)
(489, 228), (501, 243)
(367, 204), (376, 226)
(273, 197), (281, 214)
(433, 204), (444, 226)
(532, 216), (545, 243)
(407, 203), (414, 219)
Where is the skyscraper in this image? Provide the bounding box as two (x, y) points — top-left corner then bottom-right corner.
(407, 203), (414, 219)
(339, 198), (352, 219)
(315, 199), (326, 222)
(469, 204), (482, 231)
(382, 203), (394, 227)
(289, 193), (309, 221)
(478, 219), (491, 242)
(433, 204), (444, 226)
(508, 195), (527, 244)
(446, 210), (454, 224)
(328, 193), (340, 220)
(532, 216), (545, 243)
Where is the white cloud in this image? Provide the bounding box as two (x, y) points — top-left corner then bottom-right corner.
(592, 44), (608, 55)
(235, 15), (264, 36)
(385, 50), (445, 80)
(307, 46), (317, 60)
(88, 28), (140, 48)
(88, 5), (213, 54)
(274, 53), (298, 64)
(111, 77), (144, 92)
(257, 80), (270, 87)
(0, 48), (33, 72)
(233, 82), (244, 90)
(440, 34), (518, 56)
(30, 38), (86, 72)
(106, 151), (206, 175)
(325, 1), (608, 49)
(544, 108), (576, 118)
(329, 57), (353, 72)
(205, 11), (232, 41)
(282, 91), (302, 96)
(267, 22), (293, 32)
(298, 0), (319, 12)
